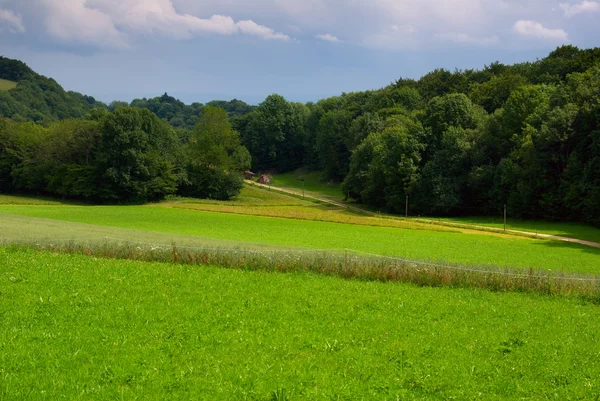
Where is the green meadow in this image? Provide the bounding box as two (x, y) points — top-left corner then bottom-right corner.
(271, 170), (344, 202)
(1, 202), (599, 274)
(2, 248), (600, 400)
(438, 216), (600, 244)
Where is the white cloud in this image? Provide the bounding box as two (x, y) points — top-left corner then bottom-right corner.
(559, 1), (600, 17)
(513, 20), (569, 41)
(435, 32), (499, 46)
(41, 0), (129, 48)
(370, 0), (486, 27)
(0, 8), (25, 33)
(237, 20), (290, 41)
(15, 0), (593, 51)
(316, 33), (341, 43)
(40, 0), (290, 48)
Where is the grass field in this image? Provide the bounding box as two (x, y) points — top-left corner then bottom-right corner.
(1, 203), (599, 274)
(0, 78), (17, 91)
(438, 216), (600, 244)
(2, 248), (600, 400)
(163, 188), (460, 233)
(0, 194), (77, 206)
(268, 170), (600, 244)
(271, 170), (344, 202)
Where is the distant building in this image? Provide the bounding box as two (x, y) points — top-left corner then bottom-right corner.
(244, 171), (255, 180)
(257, 174), (271, 184)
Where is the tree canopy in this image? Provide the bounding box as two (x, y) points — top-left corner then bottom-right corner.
(2, 46), (600, 226)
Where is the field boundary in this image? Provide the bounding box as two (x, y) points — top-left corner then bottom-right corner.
(415, 218), (600, 249)
(4, 238), (599, 300)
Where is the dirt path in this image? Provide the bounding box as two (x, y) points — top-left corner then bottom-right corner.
(245, 180), (376, 215)
(414, 218), (600, 248)
(245, 180), (600, 249)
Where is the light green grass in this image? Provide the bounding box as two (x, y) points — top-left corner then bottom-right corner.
(271, 169), (344, 201)
(1, 205), (599, 274)
(0, 194), (79, 206)
(266, 172), (600, 244)
(2, 248), (600, 400)
(166, 185), (309, 207)
(0, 212), (290, 250)
(438, 216), (600, 244)
(0, 78), (17, 91)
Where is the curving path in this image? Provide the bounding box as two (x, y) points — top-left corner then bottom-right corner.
(245, 180), (600, 249)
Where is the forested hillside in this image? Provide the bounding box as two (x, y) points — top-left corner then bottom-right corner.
(0, 46), (599, 226)
(234, 46), (600, 226)
(0, 57), (105, 122)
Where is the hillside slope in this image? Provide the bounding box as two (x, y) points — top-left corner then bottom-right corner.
(0, 56), (105, 122)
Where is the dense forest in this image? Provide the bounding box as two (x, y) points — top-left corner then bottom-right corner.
(232, 45), (600, 226)
(1, 46), (599, 226)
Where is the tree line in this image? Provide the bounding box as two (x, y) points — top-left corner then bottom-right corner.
(1, 46), (599, 226)
(231, 46), (600, 227)
(0, 106), (250, 203)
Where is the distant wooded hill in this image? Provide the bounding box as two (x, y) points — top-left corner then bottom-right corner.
(0, 56), (255, 128)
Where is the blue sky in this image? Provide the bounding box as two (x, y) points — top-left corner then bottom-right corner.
(1, 0), (599, 105)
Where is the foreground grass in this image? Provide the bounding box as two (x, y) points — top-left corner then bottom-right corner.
(438, 216), (600, 244)
(0, 78), (16, 91)
(1, 248), (600, 400)
(1, 205), (599, 274)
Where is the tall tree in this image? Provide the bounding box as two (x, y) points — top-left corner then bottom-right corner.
(178, 106), (247, 200)
(94, 107), (180, 203)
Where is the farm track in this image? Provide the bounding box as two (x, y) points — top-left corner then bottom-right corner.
(245, 180), (600, 249)
(245, 180), (377, 215)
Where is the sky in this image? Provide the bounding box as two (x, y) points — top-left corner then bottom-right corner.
(0, 0), (599, 105)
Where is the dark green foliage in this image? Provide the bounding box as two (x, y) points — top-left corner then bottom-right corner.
(177, 106), (247, 200)
(94, 107), (180, 203)
(129, 93), (203, 129)
(226, 46), (600, 226)
(129, 94), (255, 130)
(414, 126), (473, 214)
(316, 109), (353, 180)
(178, 165), (243, 200)
(470, 73), (528, 113)
(343, 116), (423, 212)
(206, 99), (255, 118)
(0, 118), (45, 192)
(0, 56), (34, 81)
(0, 57), (105, 123)
(240, 94), (308, 172)
(321, 46), (600, 225)
(16, 119), (101, 198)
(2, 47), (600, 225)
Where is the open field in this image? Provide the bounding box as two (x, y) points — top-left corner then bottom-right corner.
(163, 187), (460, 233)
(271, 169), (344, 202)
(438, 216), (600, 244)
(2, 248), (600, 400)
(262, 172), (600, 245)
(0, 78), (17, 91)
(1, 202), (599, 274)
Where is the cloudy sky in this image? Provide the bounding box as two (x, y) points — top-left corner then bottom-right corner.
(1, 0), (599, 104)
